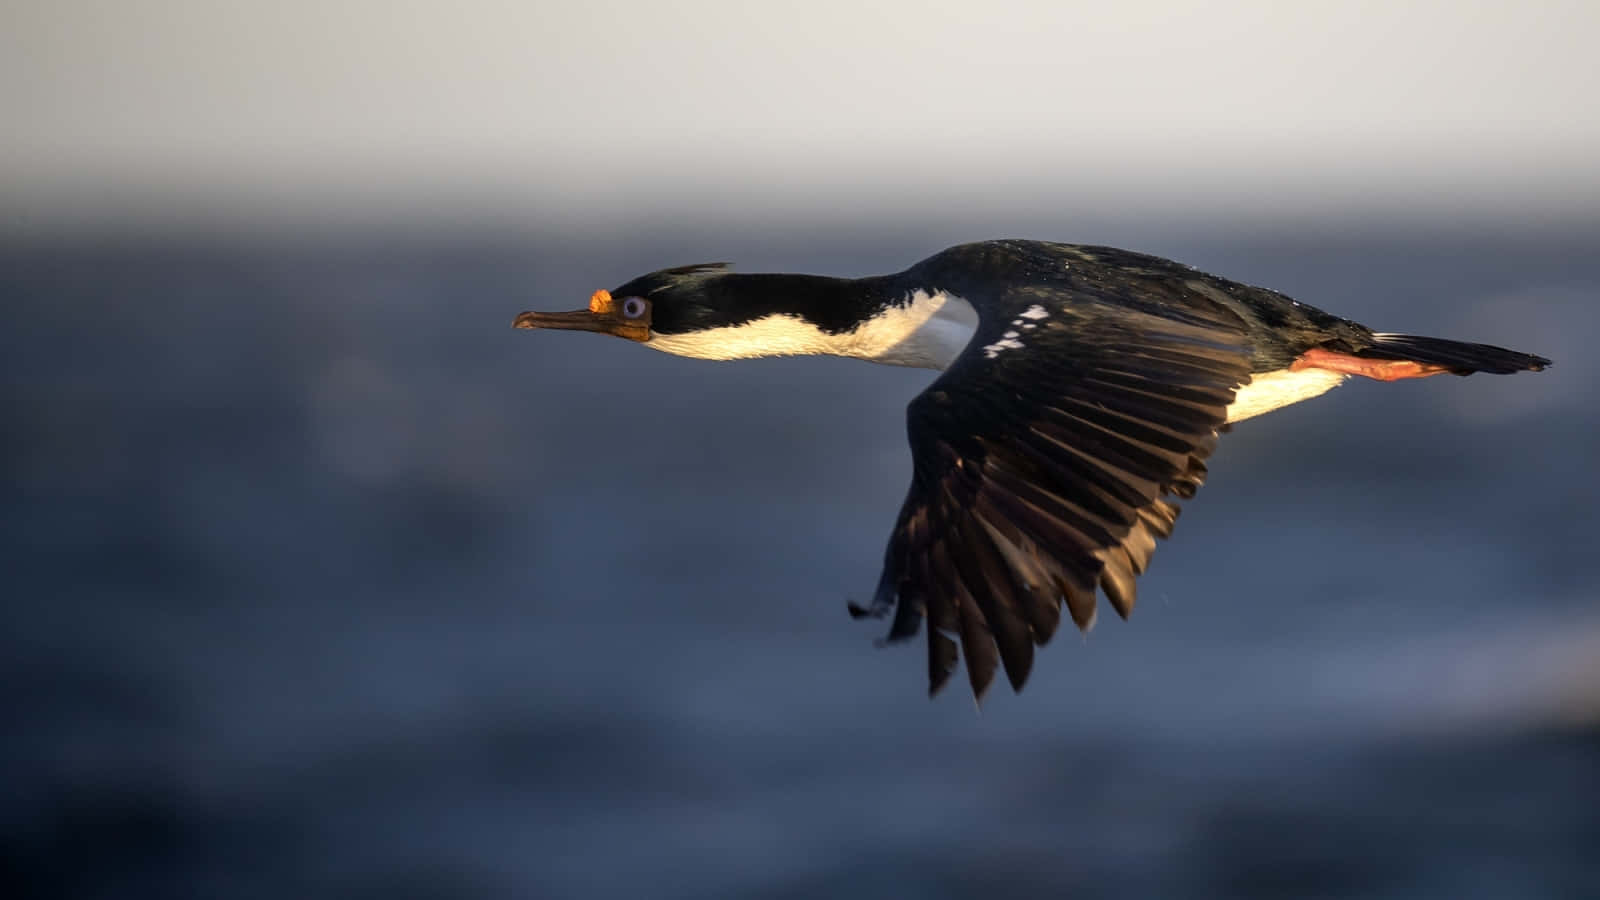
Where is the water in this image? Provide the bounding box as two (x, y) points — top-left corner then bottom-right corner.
(4, 226), (1598, 898)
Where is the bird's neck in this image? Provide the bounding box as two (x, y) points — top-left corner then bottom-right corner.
(645, 282), (980, 370)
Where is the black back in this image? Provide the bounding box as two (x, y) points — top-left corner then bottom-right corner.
(899, 240), (1375, 371)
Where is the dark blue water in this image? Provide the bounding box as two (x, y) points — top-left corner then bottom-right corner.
(5, 225), (1598, 898)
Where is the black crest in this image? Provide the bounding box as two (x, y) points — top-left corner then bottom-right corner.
(611, 263), (731, 300)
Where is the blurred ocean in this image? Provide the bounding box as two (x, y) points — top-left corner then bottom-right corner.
(4, 224), (1598, 899)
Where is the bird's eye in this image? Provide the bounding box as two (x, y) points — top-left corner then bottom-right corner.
(621, 297), (648, 319)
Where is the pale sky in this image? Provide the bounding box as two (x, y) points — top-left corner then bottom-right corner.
(3, 0), (1597, 228)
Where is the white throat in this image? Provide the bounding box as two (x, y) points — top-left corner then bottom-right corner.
(644, 290), (979, 370)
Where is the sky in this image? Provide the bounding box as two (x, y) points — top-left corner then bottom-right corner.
(3, 0), (1597, 230)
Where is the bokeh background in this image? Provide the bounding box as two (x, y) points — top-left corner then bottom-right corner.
(5, 2), (1598, 898)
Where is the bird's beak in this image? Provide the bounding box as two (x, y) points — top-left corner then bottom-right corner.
(512, 290), (649, 342)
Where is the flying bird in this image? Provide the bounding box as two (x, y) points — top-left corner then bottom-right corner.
(514, 240), (1549, 700)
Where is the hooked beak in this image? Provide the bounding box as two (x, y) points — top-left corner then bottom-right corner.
(513, 290), (649, 342)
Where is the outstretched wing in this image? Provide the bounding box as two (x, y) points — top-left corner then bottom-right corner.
(853, 284), (1254, 699)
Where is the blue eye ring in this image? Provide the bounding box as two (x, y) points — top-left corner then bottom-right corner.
(621, 297), (648, 319)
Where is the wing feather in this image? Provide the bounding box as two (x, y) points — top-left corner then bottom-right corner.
(865, 290), (1253, 697)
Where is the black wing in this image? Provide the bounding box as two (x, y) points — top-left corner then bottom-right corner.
(853, 284), (1254, 699)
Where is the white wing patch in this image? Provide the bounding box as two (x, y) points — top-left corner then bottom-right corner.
(981, 334), (1026, 358)
(997, 305), (1049, 349)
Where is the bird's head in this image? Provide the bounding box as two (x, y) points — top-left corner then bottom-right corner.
(514, 262), (932, 364)
(513, 262), (731, 345)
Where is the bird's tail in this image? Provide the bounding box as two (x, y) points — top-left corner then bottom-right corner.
(1355, 333), (1551, 375)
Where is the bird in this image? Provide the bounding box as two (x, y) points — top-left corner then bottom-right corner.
(513, 240), (1550, 700)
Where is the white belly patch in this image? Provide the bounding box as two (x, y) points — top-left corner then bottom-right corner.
(1225, 368), (1348, 423)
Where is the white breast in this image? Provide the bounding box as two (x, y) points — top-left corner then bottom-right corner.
(861, 290), (980, 369)
(1225, 368), (1347, 423)
(644, 290), (979, 370)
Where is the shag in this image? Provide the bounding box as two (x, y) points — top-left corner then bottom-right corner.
(515, 240), (1549, 699)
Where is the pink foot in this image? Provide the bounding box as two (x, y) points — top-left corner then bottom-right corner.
(1289, 347), (1451, 382)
